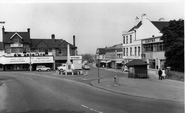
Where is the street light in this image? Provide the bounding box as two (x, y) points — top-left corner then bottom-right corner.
(98, 55), (100, 83)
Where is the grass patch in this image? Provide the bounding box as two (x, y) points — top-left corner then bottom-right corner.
(166, 71), (184, 82)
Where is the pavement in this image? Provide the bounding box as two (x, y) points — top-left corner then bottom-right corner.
(91, 67), (184, 103)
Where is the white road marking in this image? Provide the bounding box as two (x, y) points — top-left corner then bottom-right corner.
(81, 105), (89, 109)
(81, 104), (103, 113)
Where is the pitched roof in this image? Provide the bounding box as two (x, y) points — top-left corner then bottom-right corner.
(151, 21), (169, 32)
(128, 21), (169, 32)
(30, 39), (77, 49)
(128, 21), (142, 32)
(3, 32), (30, 43)
(126, 59), (148, 67)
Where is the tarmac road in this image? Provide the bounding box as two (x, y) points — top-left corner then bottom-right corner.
(0, 71), (184, 113)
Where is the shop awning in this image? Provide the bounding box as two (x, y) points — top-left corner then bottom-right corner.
(100, 60), (106, 63)
(106, 61), (111, 63)
(100, 60), (111, 63)
(116, 60), (123, 64)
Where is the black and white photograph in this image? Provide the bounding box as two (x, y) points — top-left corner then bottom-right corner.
(0, 0), (184, 113)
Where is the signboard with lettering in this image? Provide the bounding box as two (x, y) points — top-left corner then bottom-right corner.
(70, 56), (82, 60)
(5, 57), (30, 64)
(31, 57), (54, 64)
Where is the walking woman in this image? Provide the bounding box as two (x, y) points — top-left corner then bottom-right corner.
(162, 68), (166, 79)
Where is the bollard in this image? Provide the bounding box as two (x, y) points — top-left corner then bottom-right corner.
(114, 76), (117, 85)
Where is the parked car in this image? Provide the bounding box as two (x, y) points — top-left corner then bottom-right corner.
(36, 65), (51, 71)
(82, 65), (90, 70)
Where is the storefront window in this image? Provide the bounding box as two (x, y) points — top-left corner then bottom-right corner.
(149, 59), (155, 69)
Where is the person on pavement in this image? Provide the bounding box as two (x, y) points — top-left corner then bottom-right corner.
(158, 68), (162, 80)
(162, 68), (166, 79)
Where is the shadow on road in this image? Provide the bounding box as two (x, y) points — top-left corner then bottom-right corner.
(2, 109), (85, 113)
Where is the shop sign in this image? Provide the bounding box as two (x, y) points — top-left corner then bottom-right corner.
(31, 57), (54, 64)
(5, 57), (29, 64)
(10, 43), (23, 47)
(70, 56), (82, 60)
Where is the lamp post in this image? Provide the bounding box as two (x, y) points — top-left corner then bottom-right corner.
(98, 55), (100, 83)
(29, 49), (32, 71)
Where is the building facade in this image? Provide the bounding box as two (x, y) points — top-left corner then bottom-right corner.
(141, 36), (165, 70)
(104, 44), (123, 69)
(122, 14), (169, 70)
(0, 27), (79, 71)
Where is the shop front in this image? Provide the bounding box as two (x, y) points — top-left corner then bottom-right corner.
(0, 56), (54, 71)
(31, 56), (54, 71)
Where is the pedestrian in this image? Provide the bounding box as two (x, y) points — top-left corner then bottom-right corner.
(162, 68), (166, 79)
(158, 68), (162, 80)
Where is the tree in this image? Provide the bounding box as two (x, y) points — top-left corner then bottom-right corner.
(82, 54), (95, 63)
(161, 19), (184, 72)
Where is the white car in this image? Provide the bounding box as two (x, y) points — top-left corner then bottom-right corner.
(36, 65), (51, 71)
(82, 65), (90, 70)
(57, 64), (67, 71)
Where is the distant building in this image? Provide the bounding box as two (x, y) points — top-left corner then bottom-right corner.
(104, 43), (123, 69)
(0, 27), (78, 71)
(122, 14), (169, 70)
(95, 43), (123, 69)
(95, 48), (106, 67)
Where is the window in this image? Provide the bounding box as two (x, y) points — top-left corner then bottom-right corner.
(130, 35), (132, 43)
(126, 36), (128, 44)
(6, 48), (11, 54)
(126, 48), (128, 56)
(149, 59), (155, 69)
(13, 37), (20, 43)
(59, 49), (62, 54)
(138, 46), (140, 56)
(123, 36), (125, 44)
(130, 47), (132, 56)
(45, 49), (48, 54)
(135, 47), (137, 56)
(123, 48), (125, 56)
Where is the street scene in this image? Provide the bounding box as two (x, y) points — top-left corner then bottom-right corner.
(0, 1), (184, 113)
(0, 64), (184, 113)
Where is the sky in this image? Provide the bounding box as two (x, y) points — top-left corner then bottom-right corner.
(0, 1), (184, 54)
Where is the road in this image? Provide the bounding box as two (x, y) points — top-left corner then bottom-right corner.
(0, 65), (184, 113)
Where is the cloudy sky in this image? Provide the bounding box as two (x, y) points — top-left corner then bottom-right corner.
(0, 1), (184, 54)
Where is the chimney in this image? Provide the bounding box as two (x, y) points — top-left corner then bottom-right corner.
(141, 14), (147, 19)
(73, 35), (75, 46)
(51, 34), (55, 40)
(2, 26), (5, 33)
(135, 16), (139, 26)
(27, 28), (30, 33)
(141, 14), (148, 24)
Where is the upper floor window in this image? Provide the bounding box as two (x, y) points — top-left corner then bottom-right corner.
(126, 36), (128, 44)
(126, 48), (128, 56)
(138, 46), (140, 56)
(5, 48), (11, 54)
(135, 47), (137, 56)
(130, 35), (132, 43)
(130, 47), (132, 56)
(123, 48), (125, 56)
(123, 36), (125, 44)
(13, 37), (20, 43)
